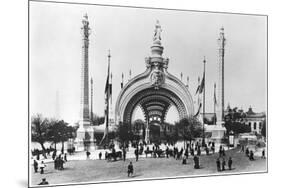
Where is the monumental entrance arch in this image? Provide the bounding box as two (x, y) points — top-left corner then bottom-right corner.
(115, 21), (194, 143)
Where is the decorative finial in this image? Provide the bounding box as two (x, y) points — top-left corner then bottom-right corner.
(108, 49), (111, 58)
(129, 69), (132, 80)
(186, 76), (189, 87)
(180, 72), (183, 81)
(153, 20), (162, 43)
(203, 56), (206, 64)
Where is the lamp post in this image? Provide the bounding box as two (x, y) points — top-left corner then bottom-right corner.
(229, 130), (234, 147)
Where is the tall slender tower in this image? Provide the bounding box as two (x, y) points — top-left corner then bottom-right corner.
(210, 27), (226, 142)
(217, 27), (226, 126)
(76, 14), (95, 151)
(90, 77), (93, 121)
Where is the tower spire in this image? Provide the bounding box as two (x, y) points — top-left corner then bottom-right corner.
(90, 77), (93, 121)
(217, 27), (226, 126)
(76, 13), (95, 151)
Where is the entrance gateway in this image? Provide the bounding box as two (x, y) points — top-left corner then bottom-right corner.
(115, 21), (195, 143)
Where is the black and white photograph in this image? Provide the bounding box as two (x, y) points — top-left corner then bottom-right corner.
(28, 0), (267, 187)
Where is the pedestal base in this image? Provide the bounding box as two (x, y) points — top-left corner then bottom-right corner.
(75, 120), (95, 151)
(211, 125), (226, 144)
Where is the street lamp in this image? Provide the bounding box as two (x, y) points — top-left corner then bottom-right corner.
(229, 130), (234, 147)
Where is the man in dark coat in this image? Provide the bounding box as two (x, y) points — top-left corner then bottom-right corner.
(262, 149), (265, 159)
(193, 155), (200, 169)
(245, 147), (249, 157)
(228, 157), (233, 170)
(33, 160), (38, 173)
(127, 161), (134, 177)
(86, 151), (91, 159)
(222, 158), (226, 171)
(216, 158), (221, 171)
(99, 152), (102, 160)
(135, 148), (139, 161)
(123, 148), (126, 161)
(184, 148), (189, 159)
(249, 150), (254, 161)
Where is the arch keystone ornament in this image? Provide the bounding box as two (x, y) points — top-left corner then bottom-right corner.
(115, 21), (194, 143)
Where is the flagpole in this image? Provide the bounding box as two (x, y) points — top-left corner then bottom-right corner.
(214, 83), (217, 125)
(106, 50), (111, 145)
(203, 57), (206, 147)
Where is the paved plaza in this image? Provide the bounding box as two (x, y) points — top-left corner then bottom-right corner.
(31, 147), (266, 186)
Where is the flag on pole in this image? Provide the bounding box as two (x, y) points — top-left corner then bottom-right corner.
(196, 73), (205, 94)
(194, 103), (202, 117)
(214, 83), (217, 105)
(100, 50), (111, 145)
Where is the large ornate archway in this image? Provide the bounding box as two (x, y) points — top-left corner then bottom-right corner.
(115, 21), (194, 142)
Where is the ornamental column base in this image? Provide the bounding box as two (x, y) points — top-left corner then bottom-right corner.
(211, 121), (226, 143)
(75, 120), (95, 151)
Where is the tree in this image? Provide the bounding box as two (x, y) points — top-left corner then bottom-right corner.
(115, 122), (133, 145)
(132, 119), (145, 140)
(174, 116), (203, 145)
(31, 114), (50, 157)
(48, 120), (75, 153)
(91, 113), (105, 125)
(224, 106), (251, 135)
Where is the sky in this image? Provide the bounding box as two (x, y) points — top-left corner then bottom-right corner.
(29, 1), (267, 124)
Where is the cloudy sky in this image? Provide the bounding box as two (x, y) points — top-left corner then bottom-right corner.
(29, 1), (267, 124)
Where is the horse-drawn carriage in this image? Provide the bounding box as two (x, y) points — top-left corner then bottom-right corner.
(105, 151), (122, 161)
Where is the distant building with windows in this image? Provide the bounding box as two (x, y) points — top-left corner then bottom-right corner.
(244, 107), (266, 134)
(203, 106), (266, 135)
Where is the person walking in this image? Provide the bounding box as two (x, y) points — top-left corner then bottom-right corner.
(33, 160), (38, 173)
(127, 161), (134, 177)
(182, 155), (187, 165)
(64, 153), (67, 162)
(39, 161), (46, 174)
(262, 149), (266, 159)
(123, 149), (126, 161)
(245, 147), (249, 157)
(99, 152), (102, 160)
(216, 158), (221, 172)
(228, 157), (233, 170)
(249, 150), (254, 161)
(222, 158), (226, 171)
(135, 147), (139, 162)
(86, 151), (91, 159)
(193, 155), (200, 169)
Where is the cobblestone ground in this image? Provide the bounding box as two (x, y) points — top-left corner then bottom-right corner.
(30, 148), (267, 186)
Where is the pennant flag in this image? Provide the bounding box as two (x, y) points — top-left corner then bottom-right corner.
(196, 73), (205, 94)
(194, 103), (202, 117)
(101, 50), (111, 145)
(214, 83), (217, 105)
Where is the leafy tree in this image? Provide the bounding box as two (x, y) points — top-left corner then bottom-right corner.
(174, 116), (203, 144)
(224, 121), (251, 135)
(115, 122), (133, 145)
(132, 119), (145, 140)
(91, 113), (105, 125)
(224, 106), (251, 135)
(48, 120), (75, 153)
(31, 114), (50, 157)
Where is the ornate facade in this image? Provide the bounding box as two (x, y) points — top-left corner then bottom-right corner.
(115, 21), (194, 143)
